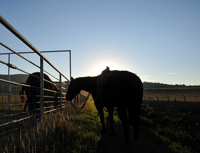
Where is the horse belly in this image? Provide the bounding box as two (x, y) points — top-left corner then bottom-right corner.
(110, 81), (142, 106)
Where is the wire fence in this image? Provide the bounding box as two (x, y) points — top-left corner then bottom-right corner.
(0, 15), (87, 149)
(143, 88), (200, 102)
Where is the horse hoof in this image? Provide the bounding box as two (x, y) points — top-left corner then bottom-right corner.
(136, 141), (139, 146)
(101, 129), (106, 135)
(111, 132), (116, 137)
(134, 141), (140, 148)
(125, 139), (129, 145)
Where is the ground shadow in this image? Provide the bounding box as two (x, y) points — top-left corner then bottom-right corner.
(96, 115), (175, 153)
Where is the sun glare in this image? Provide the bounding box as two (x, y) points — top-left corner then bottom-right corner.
(91, 63), (121, 76)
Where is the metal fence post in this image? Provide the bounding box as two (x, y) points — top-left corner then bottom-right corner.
(59, 73), (62, 112)
(40, 57), (44, 123)
(156, 96), (159, 101)
(8, 54), (11, 112)
(69, 50), (71, 79)
(183, 94), (186, 102)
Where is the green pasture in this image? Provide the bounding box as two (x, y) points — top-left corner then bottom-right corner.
(2, 98), (200, 153)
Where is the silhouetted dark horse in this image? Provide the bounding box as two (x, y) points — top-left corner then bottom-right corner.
(20, 72), (61, 115)
(66, 67), (143, 144)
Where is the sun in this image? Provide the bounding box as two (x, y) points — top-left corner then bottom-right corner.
(91, 63), (120, 76)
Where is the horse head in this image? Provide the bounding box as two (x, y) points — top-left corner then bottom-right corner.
(66, 77), (81, 101)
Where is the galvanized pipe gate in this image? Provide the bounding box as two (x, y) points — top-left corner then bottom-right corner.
(0, 15), (85, 148)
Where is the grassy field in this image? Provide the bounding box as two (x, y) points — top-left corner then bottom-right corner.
(143, 87), (200, 102)
(140, 104), (200, 153)
(1, 98), (200, 153)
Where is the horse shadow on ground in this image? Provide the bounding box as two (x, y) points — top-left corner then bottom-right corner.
(96, 114), (175, 153)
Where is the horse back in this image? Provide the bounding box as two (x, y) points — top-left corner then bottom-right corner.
(102, 71), (143, 106)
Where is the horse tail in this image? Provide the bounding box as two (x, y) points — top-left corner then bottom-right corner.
(128, 81), (143, 142)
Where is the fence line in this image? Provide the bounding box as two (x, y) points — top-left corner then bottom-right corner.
(143, 95), (200, 102)
(143, 87), (200, 102)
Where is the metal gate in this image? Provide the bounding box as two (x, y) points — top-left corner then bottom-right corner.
(0, 15), (85, 148)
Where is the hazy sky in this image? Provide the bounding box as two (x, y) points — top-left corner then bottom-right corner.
(1, 0), (200, 85)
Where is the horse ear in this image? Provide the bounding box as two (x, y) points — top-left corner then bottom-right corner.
(71, 77), (74, 81)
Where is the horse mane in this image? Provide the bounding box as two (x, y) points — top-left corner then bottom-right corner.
(74, 76), (98, 92)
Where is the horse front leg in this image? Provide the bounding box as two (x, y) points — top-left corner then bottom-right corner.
(96, 106), (106, 134)
(107, 107), (116, 137)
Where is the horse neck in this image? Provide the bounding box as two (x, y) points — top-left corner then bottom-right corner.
(77, 76), (97, 93)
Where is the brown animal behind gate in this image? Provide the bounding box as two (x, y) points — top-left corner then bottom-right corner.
(20, 72), (61, 115)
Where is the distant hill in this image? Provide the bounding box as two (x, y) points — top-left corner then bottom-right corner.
(143, 81), (200, 88)
(0, 74), (199, 88)
(0, 74), (28, 83)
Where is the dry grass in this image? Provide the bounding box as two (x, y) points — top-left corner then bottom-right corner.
(1, 98), (200, 153)
(144, 87), (200, 102)
(1, 100), (100, 153)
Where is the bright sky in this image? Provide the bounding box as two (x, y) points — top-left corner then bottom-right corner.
(1, 0), (200, 85)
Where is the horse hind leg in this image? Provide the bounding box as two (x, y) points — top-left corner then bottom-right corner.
(118, 107), (129, 144)
(129, 106), (141, 142)
(133, 114), (140, 142)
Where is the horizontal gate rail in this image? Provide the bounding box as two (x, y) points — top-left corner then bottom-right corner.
(0, 43), (71, 82)
(0, 50), (71, 55)
(0, 42), (41, 70)
(0, 15), (70, 81)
